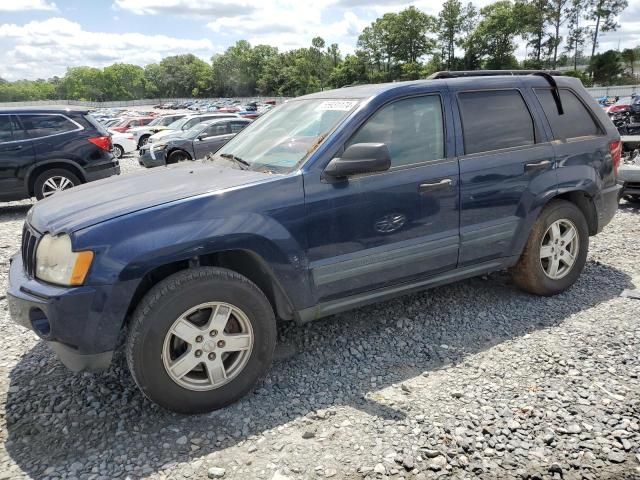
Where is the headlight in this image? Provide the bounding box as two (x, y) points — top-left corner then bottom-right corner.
(35, 234), (94, 286)
(153, 143), (168, 150)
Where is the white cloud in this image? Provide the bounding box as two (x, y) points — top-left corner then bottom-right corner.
(0, 17), (217, 80)
(0, 0), (56, 11)
(113, 0), (255, 18)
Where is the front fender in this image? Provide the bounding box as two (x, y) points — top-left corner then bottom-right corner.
(73, 175), (312, 310)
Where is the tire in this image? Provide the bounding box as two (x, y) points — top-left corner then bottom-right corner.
(623, 194), (640, 203)
(126, 267), (276, 414)
(113, 144), (124, 159)
(511, 200), (589, 296)
(138, 135), (150, 149)
(33, 168), (81, 200)
(167, 150), (191, 164)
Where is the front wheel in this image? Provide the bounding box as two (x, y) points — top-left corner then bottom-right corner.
(126, 267), (276, 414)
(167, 150), (191, 164)
(511, 200), (589, 296)
(138, 135), (150, 149)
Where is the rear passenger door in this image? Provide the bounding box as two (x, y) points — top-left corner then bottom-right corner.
(452, 86), (557, 266)
(0, 115), (35, 200)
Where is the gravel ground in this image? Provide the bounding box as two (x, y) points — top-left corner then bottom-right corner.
(1, 155), (639, 480)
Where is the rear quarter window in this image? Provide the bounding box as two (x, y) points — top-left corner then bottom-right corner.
(535, 89), (602, 140)
(458, 90), (536, 155)
(84, 114), (109, 135)
(19, 114), (80, 139)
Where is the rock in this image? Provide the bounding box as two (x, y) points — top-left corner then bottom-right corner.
(451, 391), (463, 399)
(607, 452), (626, 464)
(402, 455), (415, 470)
(248, 445), (257, 453)
(508, 420), (521, 431)
(373, 463), (386, 474)
(302, 430), (316, 439)
(427, 456), (447, 471)
(567, 424), (582, 434)
(176, 436), (188, 445)
(207, 467), (226, 478)
(324, 468), (337, 477)
(457, 455), (469, 468)
(422, 449), (441, 458)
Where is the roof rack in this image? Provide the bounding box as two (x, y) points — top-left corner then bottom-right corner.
(427, 70), (564, 115)
(427, 70), (562, 79)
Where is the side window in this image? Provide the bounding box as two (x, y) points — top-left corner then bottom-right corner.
(458, 90), (535, 155)
(230, 121), (248, 133)
(205, 123), (229, 136)
(0, 116), (12, 143)
(10, 116), (29, 140)
(20, 114), (78, 139)
(348, 95), (445, 167)
(535, 89), (602, 140)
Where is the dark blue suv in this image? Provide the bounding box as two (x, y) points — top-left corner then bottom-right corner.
(0, 108), (119, 201)
(7, 72), (621, 413)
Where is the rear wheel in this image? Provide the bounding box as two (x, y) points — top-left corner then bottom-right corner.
(33, 169), (81, 200)
(126, 267), (276, 414)
(511, 200), (589, 296)
(113, 144), (124, 159)
(168, 150), (191, 164)
(138, 135), (150, 148)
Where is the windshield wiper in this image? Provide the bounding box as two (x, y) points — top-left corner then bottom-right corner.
(219, 153), (250, 170)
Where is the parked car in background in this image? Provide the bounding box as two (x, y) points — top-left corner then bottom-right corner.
(110, 132), (137, 159)
(128, 114), (187, 148)
(0, 108), (118, 201)
(6, 72), (621, 414)
(109, 117), (155, 134)
(139, 118), (251, 168)
(146, 113), (240, 144)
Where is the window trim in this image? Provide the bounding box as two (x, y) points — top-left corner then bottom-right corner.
(344, 93), (448, 172)
(457, 88), (538, 157)
(0, 113), (83, 144)
(533, 87), (605, 141)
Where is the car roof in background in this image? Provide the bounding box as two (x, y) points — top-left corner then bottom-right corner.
(0, 106), (90, 115)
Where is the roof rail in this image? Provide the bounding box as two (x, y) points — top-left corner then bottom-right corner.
(428, 69), (564, 115)
(427, 70), (562, 79)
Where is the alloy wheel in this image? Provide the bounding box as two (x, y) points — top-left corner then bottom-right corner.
(42, 175), (75, 198)
(539, 219), (579, 280)
(162, 302), (254, 391)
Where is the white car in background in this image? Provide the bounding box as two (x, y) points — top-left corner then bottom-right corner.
(128, 114), (188, 149)
(110, 132), (137, 159)
(146, 113), (240, 144)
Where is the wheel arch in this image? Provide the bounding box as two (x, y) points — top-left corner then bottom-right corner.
(166, 148), (192, 164)
(125, 248), (296, 324)
(553, 189), (598, 235)
(26, 160), (86, 196)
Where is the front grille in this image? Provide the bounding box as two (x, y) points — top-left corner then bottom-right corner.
(21, 223), (40, 278)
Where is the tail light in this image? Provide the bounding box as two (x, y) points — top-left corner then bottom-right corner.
(89, 136), (112, 152)
(609, 140), (622, 176)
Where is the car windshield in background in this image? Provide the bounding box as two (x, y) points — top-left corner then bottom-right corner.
(147, 117), (164, 126)
(210, 99), (358, 173)
(167, 117), (190, 130)
(183, 123), (211, 139)
(615, 97), (632, 105)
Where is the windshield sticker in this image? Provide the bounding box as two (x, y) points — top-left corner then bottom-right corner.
(317, 100), (358, 111)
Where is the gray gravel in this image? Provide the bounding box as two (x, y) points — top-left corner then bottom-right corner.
(1, 154), (639, 479)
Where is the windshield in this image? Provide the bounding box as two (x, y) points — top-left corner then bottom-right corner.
(147, 117), (163, 126)
(210, 99), (358, 173)
(167, 117), (190, 130)
(615, 97), (632, 105)
(183, 122), (211, 139)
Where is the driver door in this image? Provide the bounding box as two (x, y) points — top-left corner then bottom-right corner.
(193, 122), (233, 159)
(303, 93), (460, 301)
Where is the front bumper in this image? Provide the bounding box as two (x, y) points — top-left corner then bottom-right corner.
(6, 253), (132, 372)
(619, 164), (640, 197)
(138, 147), (167, 168)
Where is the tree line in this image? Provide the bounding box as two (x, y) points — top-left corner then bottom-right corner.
(0, 0), (633, 102)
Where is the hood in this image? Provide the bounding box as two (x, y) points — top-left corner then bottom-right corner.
(29, 163), (272, 234)
(157, 132), (190, 143)
(149, 129), (181, 142)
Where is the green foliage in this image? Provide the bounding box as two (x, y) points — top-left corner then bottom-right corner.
(0, 0), (633, 101)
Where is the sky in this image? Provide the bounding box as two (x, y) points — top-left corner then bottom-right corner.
(0, 0), (639, 81)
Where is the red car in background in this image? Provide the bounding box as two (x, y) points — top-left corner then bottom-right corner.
(109, 117), (155, 133)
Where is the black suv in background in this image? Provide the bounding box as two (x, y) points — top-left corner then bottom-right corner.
(0, 109), (119, 201)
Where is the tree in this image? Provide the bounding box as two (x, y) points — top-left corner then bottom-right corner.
(101, 64), (147, 100)
(519, 0), (551, 67)
(473, 1), (523, 69)
(621, 47), (639, 78)
(545, 0), (573, 68)
(59, 67), (104, 101)
(589, 49), (622, 84)
(587, 0), (628, 60)
(564, 0), (588, 70)
(394, 7), (437, 64)
(438, 0), (476, 69)
(328, 53), (367, 87)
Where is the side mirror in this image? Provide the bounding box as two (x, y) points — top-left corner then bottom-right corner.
(324, 143), (391, 178)
(197, 135), (206, 141)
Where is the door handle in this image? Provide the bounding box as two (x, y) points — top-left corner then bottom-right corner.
(418, 178), (452, 193)
(525, 160), (552, 172)
(0, 145), (23, 152)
